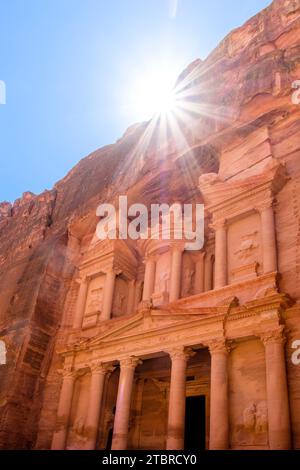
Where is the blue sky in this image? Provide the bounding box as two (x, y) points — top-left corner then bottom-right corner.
(0, 0), (271, 202)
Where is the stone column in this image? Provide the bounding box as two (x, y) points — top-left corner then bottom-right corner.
(142, 256), (156, 301)
(51, 368), (76, 450)
(169, 247), (184, 302)
(209, 339), (230, 450)
(261, 327), (291, 449)
(204, 253), (213, 292)
(259, 203), (277, 274)
(126, 280), (136, 315)
(166, 347), (194, 450)
(85, 363), (115, 450)
(194, 251), (205, 294)
(73, 277), (88, 329)
(111, 356), (142, 450)
(134, 281), (143, 310)
(102, 269), (117, 321)
(131, 378), (145, 449)
(213, 220), (227, 289)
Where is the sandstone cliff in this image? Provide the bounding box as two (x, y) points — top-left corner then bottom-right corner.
(0, 0), (300, 449)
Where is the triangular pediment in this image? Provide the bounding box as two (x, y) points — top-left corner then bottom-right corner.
(76, 307), (216, 349)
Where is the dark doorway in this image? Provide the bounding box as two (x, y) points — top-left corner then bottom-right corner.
(106, 427), (113, 450)
(184, 395), (206, 450)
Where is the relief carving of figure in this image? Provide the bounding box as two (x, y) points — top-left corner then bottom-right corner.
(255, 401), (268, 433)
(243, 401), (268, 434)
(87, 288), (103, 313)
(156, 271), (169, 293)
(73, 416), (85, 436)
(181, 266), (195, 297)
(113, 292), (126, 315)
(234, 232), (259, 261)
(243, 403), (256, 431)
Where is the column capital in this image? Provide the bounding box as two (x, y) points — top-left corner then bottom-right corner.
(260, 326), (286, 346)
(120, 356), (142, 370)
(208, 338), (230, 355)
(210, 218), (227, 231)
(255, 199), (274, 213)
(167, 346), (196, 361)
(58, 366), (77, 380)
(197, 250), (206, 260)
(170, 242), (185, 254)
(105, 267), (121, 276)
(75, 274), (88, 285)
(143, 253), (156, 264)
(90, 361), (115, 376)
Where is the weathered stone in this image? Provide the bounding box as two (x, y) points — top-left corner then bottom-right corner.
(0, 0), (300, 451)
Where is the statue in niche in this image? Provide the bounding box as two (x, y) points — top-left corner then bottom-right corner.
(113, 292), (126, 315)
(242, 401), (268, 434)
(86, 288), (103, 313)
(234, 231), (259, 261)
(73, 416), (85, 436)
(255, 401), (268, 433)
(181, 266), (195, 297)
(156, 271), (170, 293)
(243, 403), (256, 431)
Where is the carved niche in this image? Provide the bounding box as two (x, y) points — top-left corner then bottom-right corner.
(227, 212), (263, 284)
(112, 277), (129, 318)
(82, 274), (106, 328)
(181, 253), (195, 298)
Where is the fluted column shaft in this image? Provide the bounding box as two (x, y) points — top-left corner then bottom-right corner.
(261, 327), (291, 449)
(214, 220), (227, 289)
(73, 277), (88, 329)
(112, 357), (142, 450)
(51, 369), (76, 450)
(209, 340), (229, 450)
(259, 204), (277, 273)
(134, 281), (143, 310)
(204, 253), (213, 292)
(102, 270), (117, 321)
(142, 257), (156, 301)
(166, 348), (194, 450)
(85, 363), (115, 450)
(126, 280), (136, 315)
(169, 248), (183, 302)
(195, 252), (205, 294)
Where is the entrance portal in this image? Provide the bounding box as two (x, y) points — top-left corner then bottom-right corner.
(184, 395), (206, 450)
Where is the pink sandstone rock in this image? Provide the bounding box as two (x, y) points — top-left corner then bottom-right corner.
(0, 0), (300, 450)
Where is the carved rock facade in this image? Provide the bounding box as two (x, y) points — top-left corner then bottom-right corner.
(0, 0), (300, 450)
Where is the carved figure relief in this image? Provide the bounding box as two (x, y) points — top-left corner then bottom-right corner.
(86, 288), (103, 314)
(243, 401), (268, 434)
(234, 231), (259, 261)
(112, 277), (128, 317)
(181, 266), (195, 297)
(154, 251), (171, 294)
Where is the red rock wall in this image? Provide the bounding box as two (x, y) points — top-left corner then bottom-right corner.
(0, 0), (300, 449)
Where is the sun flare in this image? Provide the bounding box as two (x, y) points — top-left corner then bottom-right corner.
(129, 65), (181, 120)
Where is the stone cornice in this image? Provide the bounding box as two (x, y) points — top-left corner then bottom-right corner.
(199, 162), (288, 219)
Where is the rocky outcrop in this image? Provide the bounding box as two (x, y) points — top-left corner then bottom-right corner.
(0, 0), (300, 449)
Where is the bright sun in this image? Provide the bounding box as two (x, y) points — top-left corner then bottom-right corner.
(129, 64), (181, 121)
